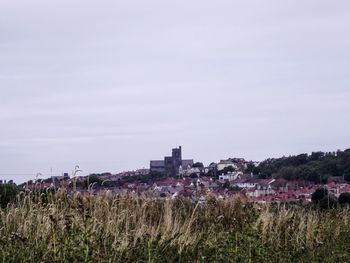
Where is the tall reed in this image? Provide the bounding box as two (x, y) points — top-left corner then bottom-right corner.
(0, 190), (349, 262)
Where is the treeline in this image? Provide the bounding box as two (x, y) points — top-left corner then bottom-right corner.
(248, 149), (350, 183)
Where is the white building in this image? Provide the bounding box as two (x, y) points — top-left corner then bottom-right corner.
(179, 166), (202, 177)
(219, 171), (243, 182)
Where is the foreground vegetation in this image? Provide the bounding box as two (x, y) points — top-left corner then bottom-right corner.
(0, 190), (350, 262)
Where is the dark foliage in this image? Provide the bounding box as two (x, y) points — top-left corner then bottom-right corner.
(311, 188), (338, 209)
(254, 149), (350, 183)
(192, 162), (204, 168)
(219, 166), (235, 175)
(319, 195), (338, 209)
(311, 188), (329, 203)
(0, 183), (19, 208)
(338, 192), (350, 205)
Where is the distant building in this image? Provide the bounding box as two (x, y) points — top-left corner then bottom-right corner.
(136, 169), (150, 176)
(150, 146), (194, 177)
(180, 166), (204, 177)
(150, 160), (166, 173)
(219, 171), (243, 182)
(51, 173), (70, 182)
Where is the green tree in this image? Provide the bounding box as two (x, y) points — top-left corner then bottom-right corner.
(343, 168), (350, 182)
(309, 152), (325, 161)
(319, 195), (338, 209)
(278, 166), (296, 180)
(311, 188), (328, 204)
(338, 192), (350, 205)
(220, 166), (235, 175)
(88, 175), (102, 186)
(0, 183), (19, 208)
(245, 162), (255, 173)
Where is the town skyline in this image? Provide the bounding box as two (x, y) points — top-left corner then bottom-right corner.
(3, 145), (349, 184)
(18, 146), (350, 206)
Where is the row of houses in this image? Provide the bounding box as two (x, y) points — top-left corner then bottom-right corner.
(23, 170), (350, 204)
(19, 146), (350, 204)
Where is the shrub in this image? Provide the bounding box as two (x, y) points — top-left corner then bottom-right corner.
(319, 195), (338, 209)
(338, 192), (350, 205)
(311, 188), (328, 204)
(0, 183), (19, 208)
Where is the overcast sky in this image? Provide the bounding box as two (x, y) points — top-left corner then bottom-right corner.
(1, 0), (350, 183)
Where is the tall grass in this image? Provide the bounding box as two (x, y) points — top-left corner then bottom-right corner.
(0, 190), (349, 262)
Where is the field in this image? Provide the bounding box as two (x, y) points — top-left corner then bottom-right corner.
(0, 189), (350, 262)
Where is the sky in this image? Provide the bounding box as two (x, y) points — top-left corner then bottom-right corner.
(1, 0), (350, 183)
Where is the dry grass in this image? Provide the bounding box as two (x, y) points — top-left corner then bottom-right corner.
(0, 189), (350, 262)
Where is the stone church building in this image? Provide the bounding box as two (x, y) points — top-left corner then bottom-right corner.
(150, 146), (194, 177)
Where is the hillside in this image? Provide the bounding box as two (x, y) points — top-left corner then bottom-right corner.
(250, 149), (350, 183)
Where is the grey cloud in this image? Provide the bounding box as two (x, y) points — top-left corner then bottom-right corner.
(1, 0), (350, 183)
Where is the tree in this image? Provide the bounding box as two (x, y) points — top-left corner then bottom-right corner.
(0, 183), (19, 208)
(254, 149), (350, 183)
(338, 192), (350, 205)
(220, 166), (235, 175)
(311, 188), (328, 204)
(306, 169), (323, 183)
(295, 154), (308, 165)
(343, 168), (350, 182)
(245, 162), (255, 174)
(192, 162), (204, 168)
(319, 195), (338, 209)
(252, 166), (261, 175)
(309, 152), (325, 161)
(89, 175), (102, 186)
(311, 188), (337, 209)
(205, 169), (216, 178)
(278, 166), (297, 180)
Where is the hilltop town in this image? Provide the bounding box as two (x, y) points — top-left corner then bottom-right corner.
(17, 146), (350, 204)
